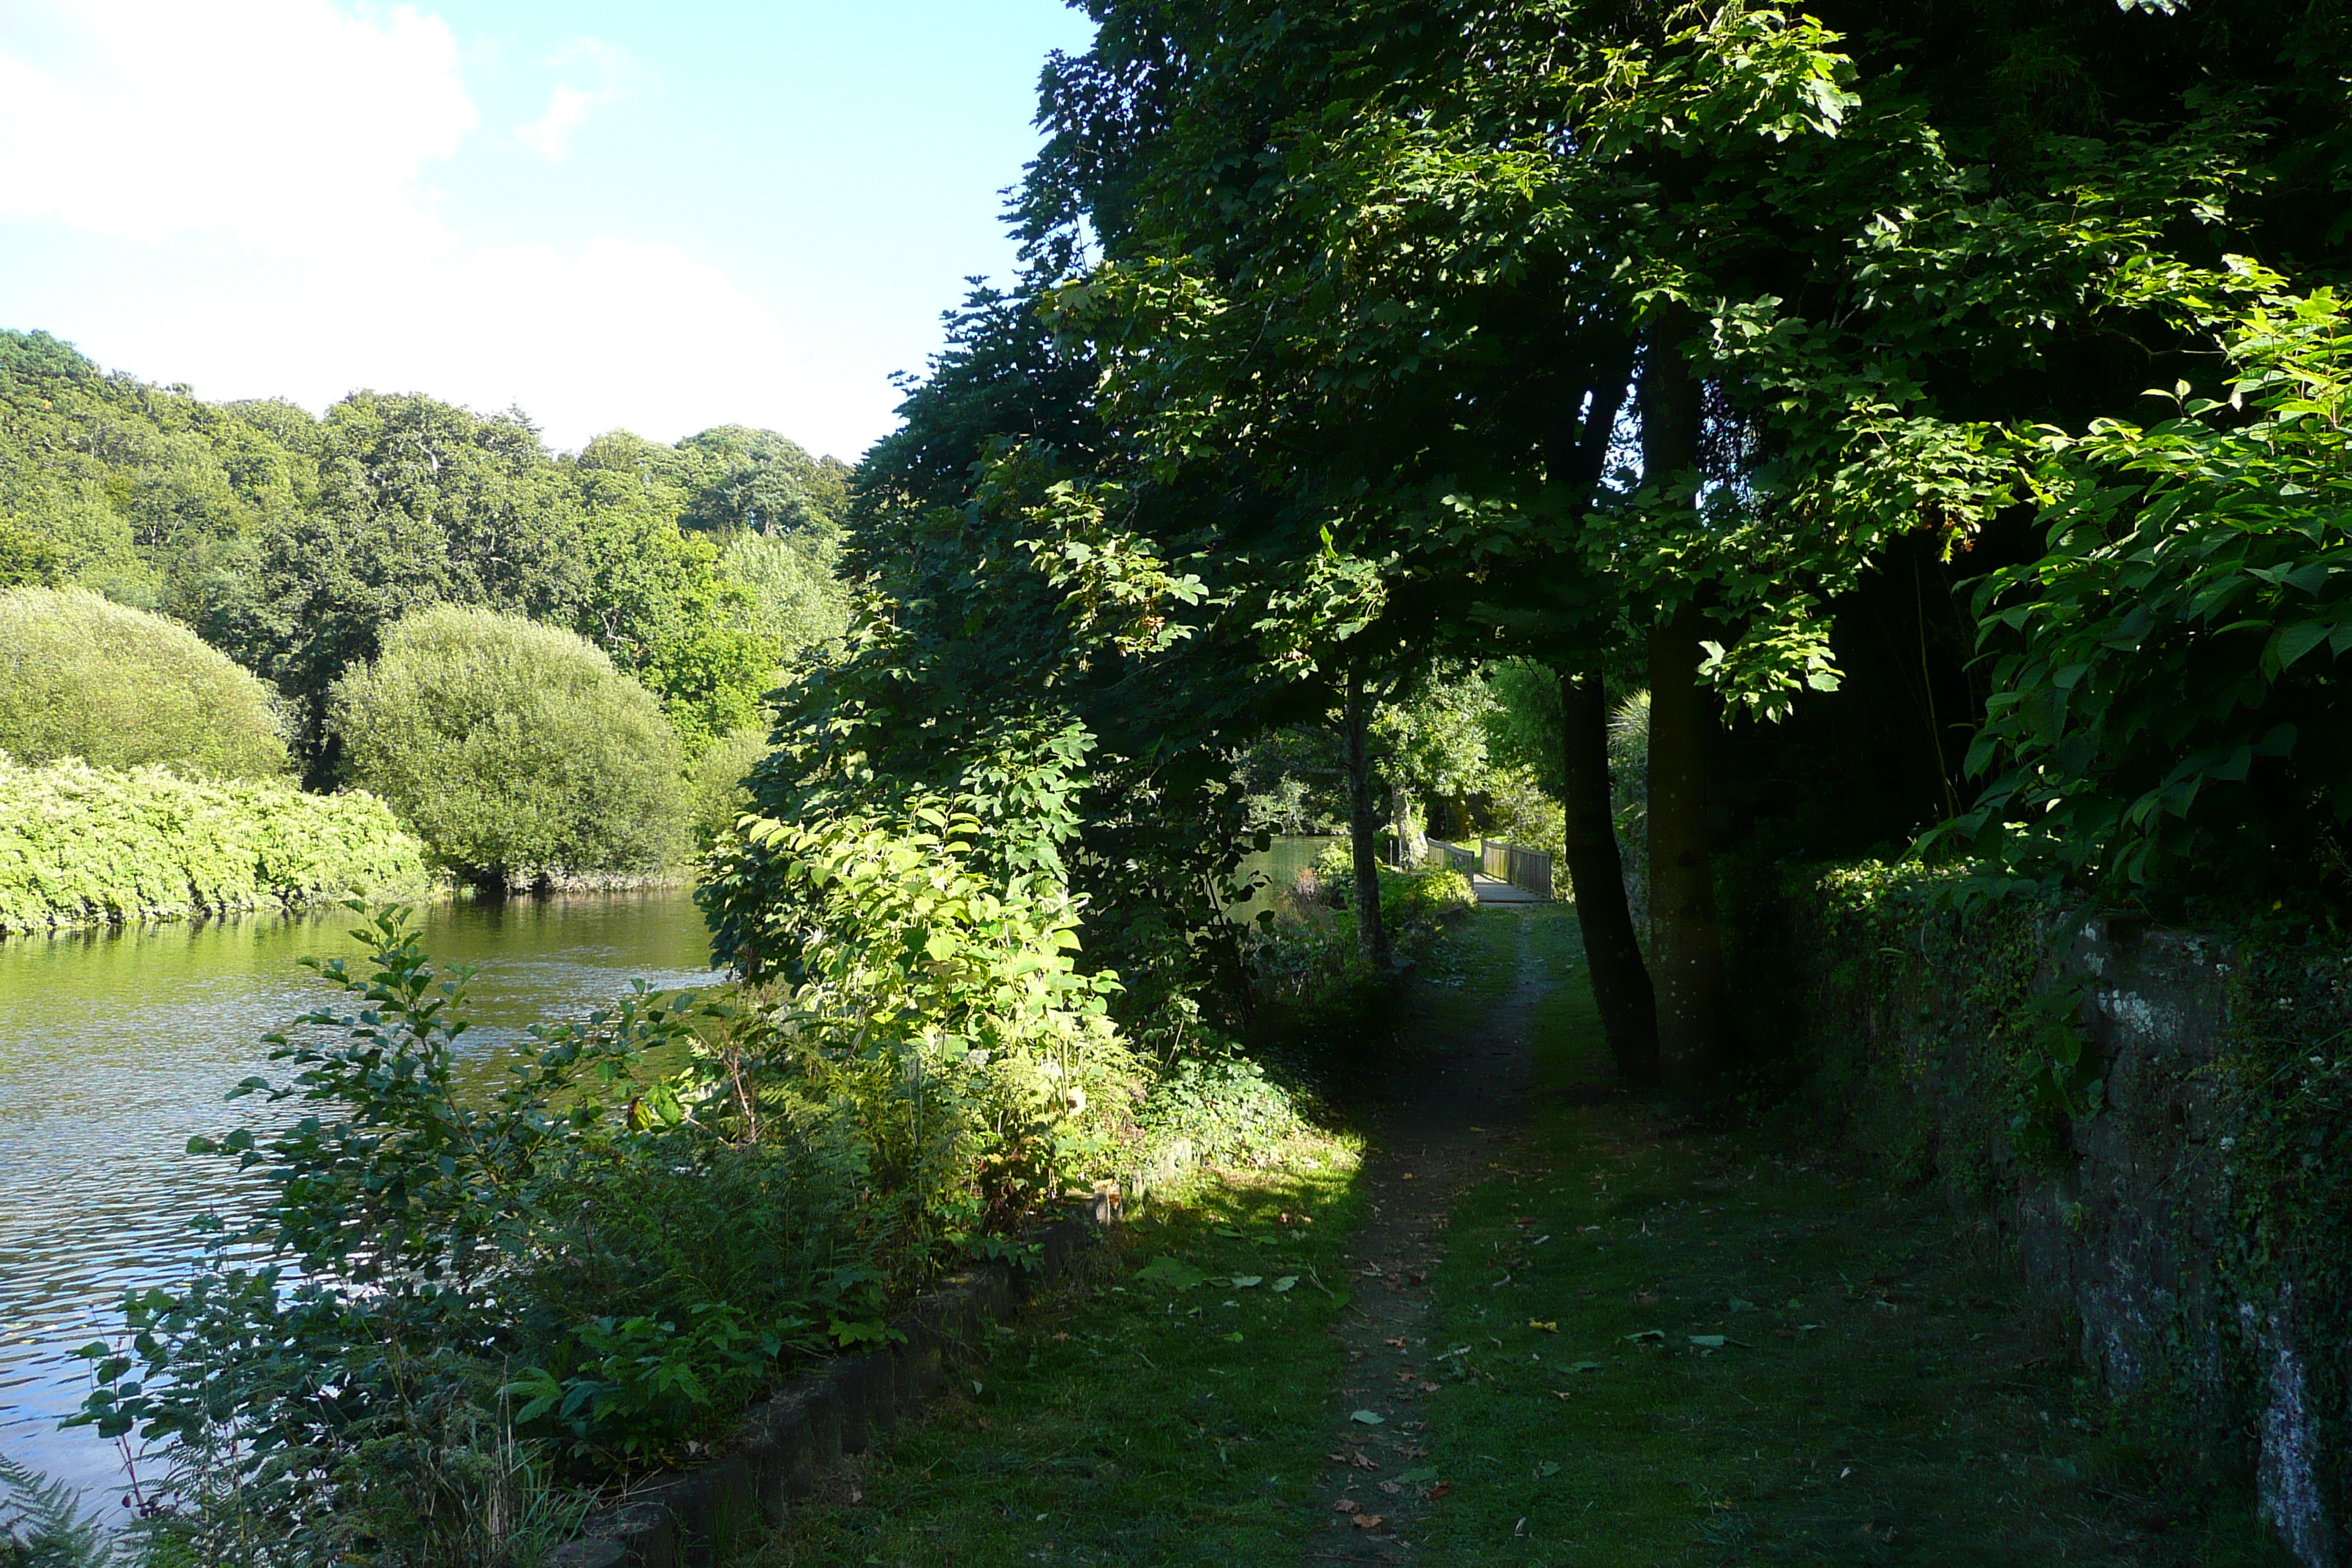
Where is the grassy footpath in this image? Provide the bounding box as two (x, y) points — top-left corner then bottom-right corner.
(743, 905), (2293, 1566)
(1414, 905), (2291, 1567)
(747, 1149), (1367, 1567)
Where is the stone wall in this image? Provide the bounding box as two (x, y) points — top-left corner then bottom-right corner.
(1774, 896), (2342, 1567)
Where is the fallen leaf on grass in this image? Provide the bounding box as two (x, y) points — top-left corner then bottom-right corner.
(1333, 1498), (1359, 1513)
(1424, 1480), (1452, 1501)
(1624, 1330), (1666, 1343)
(1135, 1257), (1207, 1290)
(1551, 1390), (1575, 1401)
(1537, 1460), (1561, 1478)
(1352, 1514), (1387, 1531)
(1529, 1320), (1558, 1333)
(1689, 1335), (1727, 1349)
(1567, 1360), (1604, 1373)
(1351, 1409), (1386, 1425)
(1379, 1480), (1403, 1496)
(1223, 1331), (1244, 1343)
(1384, 1336), (1408, 1349)
(1272, 1276), (1299, 1293)
(1418, 1381), (1441, 1393)
(1232, 1275), (1264, 1288)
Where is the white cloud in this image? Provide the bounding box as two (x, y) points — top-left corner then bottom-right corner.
(516, 83), (597, 160)
(0, 5), (872, 454)
(23, 230), (879, 456)
(0, 0), (474, 252)
(516, 37), (647, 162)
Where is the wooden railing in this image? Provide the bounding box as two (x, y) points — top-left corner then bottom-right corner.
(1480, 838), (1555, 899)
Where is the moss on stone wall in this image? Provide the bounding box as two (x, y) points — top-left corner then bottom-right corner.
(1739, 861), (2350, 1565)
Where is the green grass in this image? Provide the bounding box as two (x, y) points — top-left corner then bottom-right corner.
(739, 905), (2292, 1566)
(1412, 905), (2292, 1567)
(745, 1147), (1367, 1567)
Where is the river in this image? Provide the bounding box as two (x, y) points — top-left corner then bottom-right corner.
(0, 889), (717, 1504)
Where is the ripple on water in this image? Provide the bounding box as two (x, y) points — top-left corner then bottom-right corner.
(0, 890), (717, 1503)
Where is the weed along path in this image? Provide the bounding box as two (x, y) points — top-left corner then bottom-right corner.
(747, 906), (2295, 1566)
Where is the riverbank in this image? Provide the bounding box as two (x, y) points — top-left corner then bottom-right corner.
(0, 888), (720, 1501)
(0, 756), (431, 935)
(739, 905), (2295, 1566)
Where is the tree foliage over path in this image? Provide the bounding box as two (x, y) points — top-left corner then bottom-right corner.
(734, 0), (2352, 1109)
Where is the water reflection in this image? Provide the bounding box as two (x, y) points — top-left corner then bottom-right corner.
(0, 889), (716, 1499)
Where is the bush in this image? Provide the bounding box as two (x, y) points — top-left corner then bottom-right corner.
(81, 843), (1159, 1557)
(1133, 1045), (1317, 1177)
(75, 915), (883, 1562)
(0, 586), (288, 778)
(685, 723), (770, 850)
(331, 607), (688, 886)
(0, 756), (431, 933)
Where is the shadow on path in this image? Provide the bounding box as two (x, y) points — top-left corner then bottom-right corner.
(1303, 908), (1562, 1561)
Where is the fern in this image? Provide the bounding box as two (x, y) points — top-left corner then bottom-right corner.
(0, 1452), (117, 1568)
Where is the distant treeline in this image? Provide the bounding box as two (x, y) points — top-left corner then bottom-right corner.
(0, 328), (851, 774)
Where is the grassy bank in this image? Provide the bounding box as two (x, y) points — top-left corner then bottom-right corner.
(0, 756), (432, 934)
(747, 1146), (1367, 1568)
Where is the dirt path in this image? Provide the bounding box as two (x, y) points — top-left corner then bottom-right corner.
(1304, 911), (1555, 1561)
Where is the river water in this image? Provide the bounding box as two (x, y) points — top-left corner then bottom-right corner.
(0, 890), (717, 1503)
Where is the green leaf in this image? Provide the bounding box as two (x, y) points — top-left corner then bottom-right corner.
(2276, 620), (2333, 669)
(1135, 1256), (1208, 1291)
(1351, 1409), (1385, 1425)
(1271, 1275), (1300, 1293)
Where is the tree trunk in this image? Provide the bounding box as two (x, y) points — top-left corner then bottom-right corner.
(1640, 306), (1725, 1092)
(1343, 665), (1390, 968)
(1647, 606), (1724, 1092)
(1560, 671), (1658, 1086)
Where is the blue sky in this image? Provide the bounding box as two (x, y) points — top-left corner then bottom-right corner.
(0, 0), (1097, 460)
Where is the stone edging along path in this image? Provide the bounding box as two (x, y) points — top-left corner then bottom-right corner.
(544, 1191), (1118, 1568)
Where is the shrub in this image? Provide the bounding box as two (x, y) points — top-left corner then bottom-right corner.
(331, 607), (687, 886)
(685, 723), (771, 850)
(78, 862), (1156, 1556)
(75, 913), (884, 1561)
(1133, 1044), (1317, 1177)
(0, 586), (288, 778)
(707, 795), (1146, 1242)
(0, 756), (430, 933)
